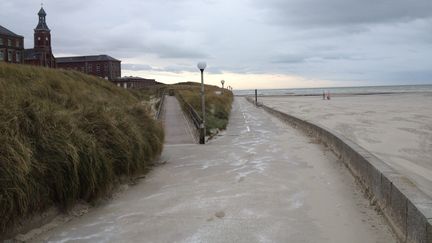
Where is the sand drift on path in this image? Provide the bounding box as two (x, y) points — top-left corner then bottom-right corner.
(30, 99), (394, 242)
(261, 93), (432, 199)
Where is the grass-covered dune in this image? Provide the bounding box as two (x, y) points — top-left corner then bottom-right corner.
(172, 82), (233, 134)
(0, 63), (164, 234)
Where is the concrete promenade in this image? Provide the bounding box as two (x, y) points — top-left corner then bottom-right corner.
(32, 99), (395, 242)
(163, 95), (196, 144)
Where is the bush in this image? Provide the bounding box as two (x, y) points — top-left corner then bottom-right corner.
(173, 83), (233, 134)
(0, 63), (164, 233)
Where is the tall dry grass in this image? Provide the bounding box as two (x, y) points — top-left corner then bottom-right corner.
(0, 63), (164, 234)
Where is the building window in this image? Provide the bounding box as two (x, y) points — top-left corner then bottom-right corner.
(16, 40), (20, 48)
(8, 39), (12, 46)
(96, 64), (100, 73)
(38, 37), (41, 41)
(0, 38), (3, 45)
(88, 64), (93, 72)
(8, 50), (13, 62)
(0, 50), (4, 61)
(16, 51), (21, 62)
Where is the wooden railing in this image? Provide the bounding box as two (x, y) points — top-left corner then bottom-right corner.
(174, 92), (201, 143)
(155, 90), (166, 120)
(175, 92), (202, 129)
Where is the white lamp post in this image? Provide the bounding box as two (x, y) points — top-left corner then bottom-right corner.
(197, 62), (207, 144)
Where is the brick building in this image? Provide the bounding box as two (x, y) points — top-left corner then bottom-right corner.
(112, 76), (159, 89)
(24, 7), (56, 68)
(0, 25), (24, 63)
(56, 55), (121, 80)
(3, 6), (126, 83)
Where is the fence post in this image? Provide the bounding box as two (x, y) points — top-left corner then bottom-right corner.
(255, 89), (258, 106)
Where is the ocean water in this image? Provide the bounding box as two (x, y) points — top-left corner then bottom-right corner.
(234, 84), (432, 96)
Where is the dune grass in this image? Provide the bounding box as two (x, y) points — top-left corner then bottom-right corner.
(171, 82), (233, 134)
(0, 63), (164, 234)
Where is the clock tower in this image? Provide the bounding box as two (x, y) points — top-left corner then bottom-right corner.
(24, 6), (56, 68)
(34, 7), (51, 51)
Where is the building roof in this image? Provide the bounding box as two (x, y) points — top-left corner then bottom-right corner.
(24, 48), (55, 60)
(0, 25), (23, 38)
(56, 55), (121, 63)
(35, 7), (50, 31)
(38, 7), (47, 16)
(24, 48), (42, 60)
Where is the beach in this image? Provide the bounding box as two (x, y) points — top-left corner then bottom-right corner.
(260, 92), (432, 198)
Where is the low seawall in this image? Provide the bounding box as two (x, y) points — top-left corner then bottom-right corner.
(246, 97), (432, 243)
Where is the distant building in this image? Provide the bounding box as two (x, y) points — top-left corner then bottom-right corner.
(24, 7), (56, 68)
(112, 76), (159, 89)
(0, 25), (24, 63)
(4, 6), (124, 83)
(56, 55), (121, 80)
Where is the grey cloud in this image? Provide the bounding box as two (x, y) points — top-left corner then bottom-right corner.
(159, 65), (196, 73)
(155, 45), (208, 59)
(378, 70), (432, 83)
(272, 55), (308, 64)
(122, 64), (153, 71)
(1, 0), (432, 87)
(122, 64), (197, 73)
(272, 53), (364, 64)
(255, 0), (432, 27)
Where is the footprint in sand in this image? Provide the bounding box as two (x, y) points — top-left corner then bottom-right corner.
(215, 211), (225, 219)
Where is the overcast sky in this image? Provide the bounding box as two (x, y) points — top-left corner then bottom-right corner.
(1, 0), (431, 89)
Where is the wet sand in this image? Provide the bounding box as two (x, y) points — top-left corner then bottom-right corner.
(261, 93), (432, 198)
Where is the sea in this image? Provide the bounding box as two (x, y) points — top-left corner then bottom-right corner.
(234, 84), (432, 96)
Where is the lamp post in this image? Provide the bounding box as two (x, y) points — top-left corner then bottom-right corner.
(221, 80), (225, 94)
(197, 62), (207, 144)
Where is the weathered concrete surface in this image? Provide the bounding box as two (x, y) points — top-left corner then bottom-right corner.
(163, 95), (196, 144)
(31, 99), (395, 242)
(260, 94), (432, 199)
(252, 98), (432, 243)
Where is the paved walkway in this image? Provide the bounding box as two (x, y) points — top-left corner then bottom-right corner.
(32, 98), (395, 242)
(163, 95), (196, 144)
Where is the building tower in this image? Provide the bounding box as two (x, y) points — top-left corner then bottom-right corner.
(34, 7), (51, 51)
(24, 6), (56, 67)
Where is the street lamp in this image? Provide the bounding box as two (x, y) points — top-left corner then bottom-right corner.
(197, 62), (207, 144)
(221, 80), (225, 94)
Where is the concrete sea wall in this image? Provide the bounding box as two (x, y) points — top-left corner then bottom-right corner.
(246, 98), (432, 243)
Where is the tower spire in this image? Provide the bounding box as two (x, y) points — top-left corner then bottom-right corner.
(35, 4), (49, 31)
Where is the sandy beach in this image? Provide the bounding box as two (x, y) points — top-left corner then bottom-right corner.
(260, 93), (432, 198)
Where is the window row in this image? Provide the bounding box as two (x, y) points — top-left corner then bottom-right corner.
(0, 49), (22, 62)
(0, 38), (22, 48)
(87, 64), (108, 73)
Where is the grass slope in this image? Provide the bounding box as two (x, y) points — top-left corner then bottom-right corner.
(0, 63), (164, 234)
(172, 83), (233, 134)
